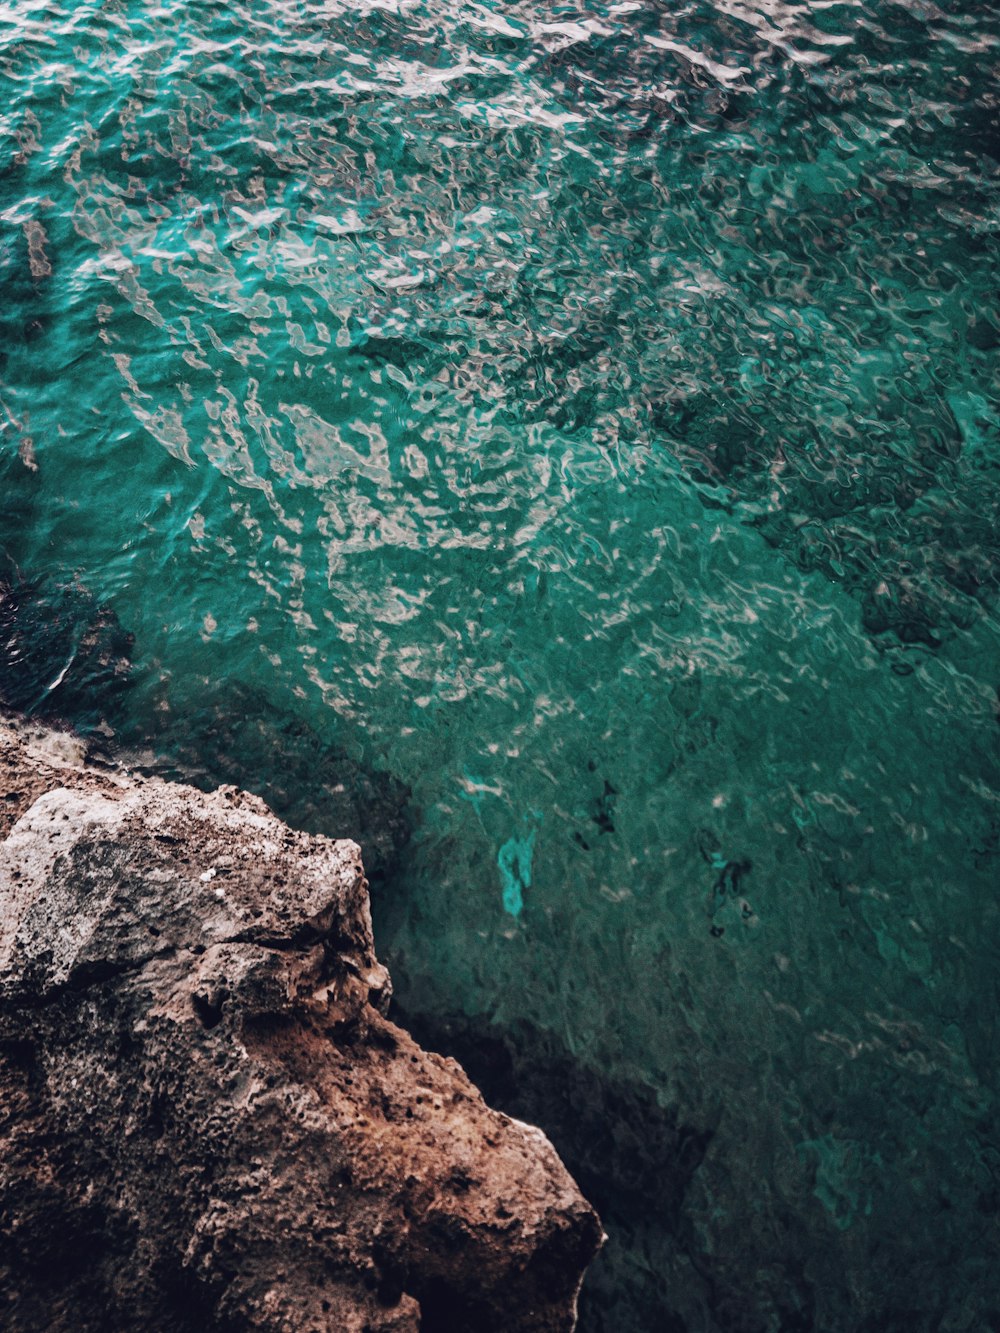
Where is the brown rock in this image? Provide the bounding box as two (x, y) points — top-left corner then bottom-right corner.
(0, 713), (601, 1331)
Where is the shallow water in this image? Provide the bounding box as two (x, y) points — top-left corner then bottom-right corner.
(2, 0), (1000, 1328)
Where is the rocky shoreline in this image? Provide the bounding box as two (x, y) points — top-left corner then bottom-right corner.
(0, 712), (601, 1331)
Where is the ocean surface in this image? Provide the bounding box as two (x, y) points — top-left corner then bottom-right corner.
(2, 0), (999, 1328)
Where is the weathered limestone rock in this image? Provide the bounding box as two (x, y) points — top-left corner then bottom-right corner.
(0, 714), (601, 1332)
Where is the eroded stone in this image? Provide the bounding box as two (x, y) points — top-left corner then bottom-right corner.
(0, 712), (602, 1332)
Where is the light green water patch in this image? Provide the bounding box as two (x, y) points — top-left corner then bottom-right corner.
(497, 813), (540, 918)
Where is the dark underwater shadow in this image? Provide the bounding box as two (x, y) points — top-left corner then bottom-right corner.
(0, 452), (134, 732)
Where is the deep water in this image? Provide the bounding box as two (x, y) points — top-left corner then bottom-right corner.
(2, 0), (1000, 1328)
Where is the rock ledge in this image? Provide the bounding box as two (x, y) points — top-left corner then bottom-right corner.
(0, 714), (601, 1331)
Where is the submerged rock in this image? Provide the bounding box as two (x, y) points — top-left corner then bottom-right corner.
(0, 713), (601, 1332)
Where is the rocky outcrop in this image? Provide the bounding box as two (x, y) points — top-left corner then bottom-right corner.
(0, 715), (601, 1332)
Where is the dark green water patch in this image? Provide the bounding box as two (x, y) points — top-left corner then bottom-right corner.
(0, 569), (133, 726)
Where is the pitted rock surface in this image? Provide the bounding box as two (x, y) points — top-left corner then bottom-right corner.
(0, 713), (601, 1332)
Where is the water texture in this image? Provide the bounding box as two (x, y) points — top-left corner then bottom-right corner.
(1, 0), (999, 1328)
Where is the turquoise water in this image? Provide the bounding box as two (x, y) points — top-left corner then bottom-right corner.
(2, 0), (1000, 1327)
